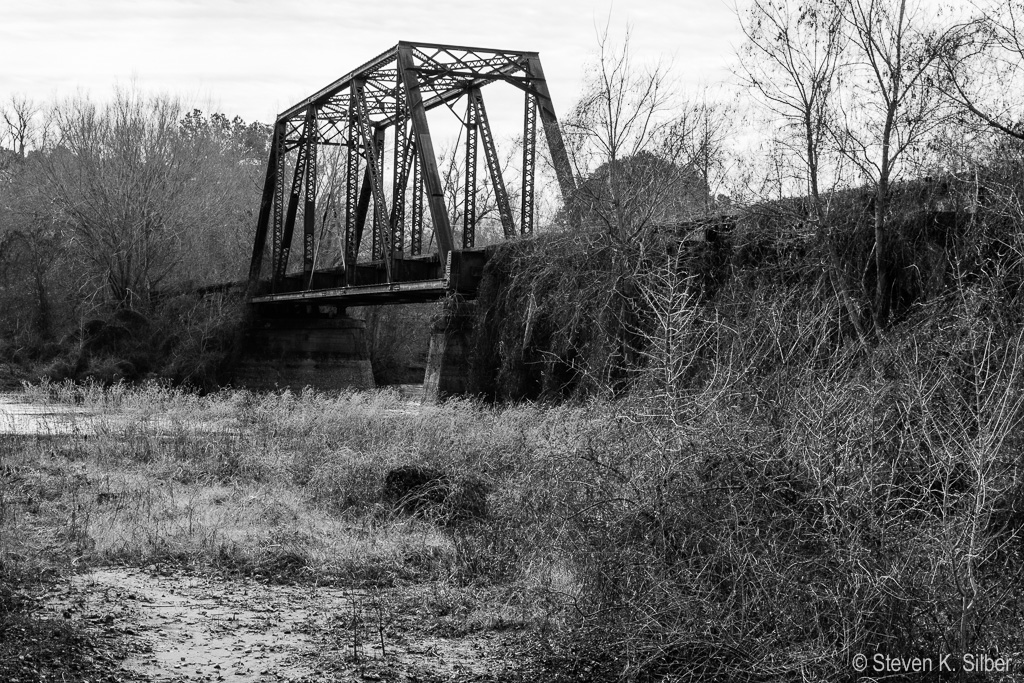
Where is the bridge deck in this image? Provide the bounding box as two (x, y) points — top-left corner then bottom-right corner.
(250, 277), (451, 306)
(249, 248), (487, 308)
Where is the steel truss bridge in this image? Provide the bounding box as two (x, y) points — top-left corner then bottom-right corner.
(247, 41), (577, 309)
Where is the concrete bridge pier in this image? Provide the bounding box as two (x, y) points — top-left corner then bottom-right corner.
(233, 313), (375, 392)
(423, 299), (476, 402)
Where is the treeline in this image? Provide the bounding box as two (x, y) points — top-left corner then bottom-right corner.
(558, 0), (1024, 331)
(0, 91), (269, 387)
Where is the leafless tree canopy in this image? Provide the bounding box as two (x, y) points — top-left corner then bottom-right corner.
(564, 23), (721, 239)
(942, 0), (1024, 142)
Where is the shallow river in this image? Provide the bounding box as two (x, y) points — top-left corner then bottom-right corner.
(0, 392), (94, 435)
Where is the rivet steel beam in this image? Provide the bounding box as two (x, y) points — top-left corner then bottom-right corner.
(397, 43), (455, 258)
(354, 166), (373, 258)
(303, 107), (318, 278)
(391, 77), (410, 256)
(372, 127), (386, 263)
(352, 81), (393, 281)
(271, 122), (287, 290)
(469, 87), (515, 238)
(463, 94), (478, 249)
(391, 130), (416, 255)
(524, 55), (577, 224)
(521, 92), (537, 236)
(248, 121), (283, 288)
(278, 108), (316, 286)
(344, 88), (361, 278)
(411, 152), (424, 255)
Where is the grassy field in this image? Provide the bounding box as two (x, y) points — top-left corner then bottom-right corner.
(0, 382), (601, 680)
(4, 335), (1024, 682)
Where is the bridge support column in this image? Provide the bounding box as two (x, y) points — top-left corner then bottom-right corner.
(423, 299), (475, 402)
(233, 316), (374, 392)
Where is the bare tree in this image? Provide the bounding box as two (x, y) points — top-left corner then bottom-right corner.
(0, 150), (64, 338)
(42, 90), (197, 307)
(564, 22), (695, 239)
(737, 0), (846, 213)
(737, 0), (869, 340)
(677, 93), (737, 214)
(834, 0), (955, 330)
(1, 96), (42, 157)
(942, 0), (1024, 142)
(174, 109), (269, 283)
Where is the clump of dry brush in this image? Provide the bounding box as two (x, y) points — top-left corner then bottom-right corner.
(540, 318), (1024, 680)
(519, 260), (1024, 679)
(461, 183), (1024, 679)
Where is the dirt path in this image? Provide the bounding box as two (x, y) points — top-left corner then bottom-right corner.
(42, 566), (530, 682)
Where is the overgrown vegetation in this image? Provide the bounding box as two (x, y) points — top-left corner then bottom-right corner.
(7, 93), (1016, 683)
(438, 159), (1024, 678)
(6, 274), (1024, 680)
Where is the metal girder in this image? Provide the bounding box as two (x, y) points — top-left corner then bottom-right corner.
(391, 77), (410, 257)
(392, 126), (416, 255)
(280, 44), (399, 122)
(354, 165), (373, 260)
(468, 88), (515, 239)
(524, 55), (576, 224)
(344, 90), (361, 273)
(411, 151), (424, 255)
(279, 41), (533, 121)
(397, 43), (455, 257)
(371, 127), (387, 262)
(248, 41), (578, 301)
(248, 121), (283, 287)
(369, 134), (384, 260)
(277, 131), (303, 285)
(271, 122), (287, 288)
(352, 82), (393, 281)
(303, 108), (318, 277)
(522, 92), (537, 236)
(463, 96), (478, 249)
(277, 107), (317, 286)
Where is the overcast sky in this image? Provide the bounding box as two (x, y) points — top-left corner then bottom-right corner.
(0, 0), (744, 127)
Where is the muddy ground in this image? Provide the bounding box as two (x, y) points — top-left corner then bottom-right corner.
(22, 565), (540, 682)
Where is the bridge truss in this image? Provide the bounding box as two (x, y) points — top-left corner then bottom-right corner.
(247, 41), (576, 307)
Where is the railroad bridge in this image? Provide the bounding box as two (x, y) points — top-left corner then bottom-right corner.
(238, 42), (577, 397)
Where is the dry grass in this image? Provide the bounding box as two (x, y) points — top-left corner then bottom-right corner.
(1, 383), (599, 677)
(2, 385), (594, 593)
(6, 294), (1024, 682)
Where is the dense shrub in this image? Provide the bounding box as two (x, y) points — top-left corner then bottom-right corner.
(36, 291), (247, 391)
(451, 173), (1024, 678)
